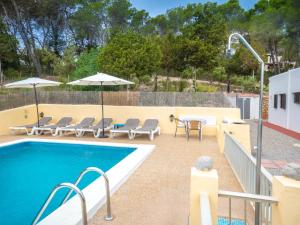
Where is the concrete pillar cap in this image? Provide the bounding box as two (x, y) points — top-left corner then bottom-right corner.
(195, 156), (213, 171)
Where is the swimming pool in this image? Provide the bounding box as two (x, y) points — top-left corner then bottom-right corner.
(218, 217), (248, 225)
(0, 139), (154, 225)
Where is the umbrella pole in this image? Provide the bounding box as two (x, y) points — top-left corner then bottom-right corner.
(100, 82), (108, 138)
(33, 84), (40, 127)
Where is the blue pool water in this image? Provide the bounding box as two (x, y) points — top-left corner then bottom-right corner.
(218, 217), (248, 225)
(0, 141), (135, 225)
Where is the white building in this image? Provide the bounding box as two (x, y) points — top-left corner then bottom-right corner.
(225, 93), (259, 120)
(268, 68), (300, 133)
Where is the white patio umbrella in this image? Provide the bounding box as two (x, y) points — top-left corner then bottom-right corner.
(68, 72), (134, 138)
(5, 77), (61, 127)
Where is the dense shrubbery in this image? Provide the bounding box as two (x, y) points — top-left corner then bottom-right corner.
(0, 0), (299, 93)
(98, 32), (162, 84)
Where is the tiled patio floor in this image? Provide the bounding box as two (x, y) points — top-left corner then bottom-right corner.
(0, 134), (253, 225)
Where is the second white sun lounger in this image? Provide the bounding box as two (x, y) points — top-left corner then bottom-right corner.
(56, 117), (95, 136)
(130, 119), (160, 140)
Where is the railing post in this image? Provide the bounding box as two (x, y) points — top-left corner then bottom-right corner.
(272, 176), (300, 225)
(189, 165), (218, 225)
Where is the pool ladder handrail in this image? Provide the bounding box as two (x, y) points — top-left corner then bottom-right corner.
(32, 182), (87, 225)
(61, 167), (113, 221)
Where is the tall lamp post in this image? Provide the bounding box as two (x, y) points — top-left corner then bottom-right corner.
(227, 33), (265, 225)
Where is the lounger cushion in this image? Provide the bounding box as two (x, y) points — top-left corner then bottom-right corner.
(64, 117), (95, 129)
(38, 117), (73, 129)
(134, 119), (158, 132)
(91, 118), (113, 130)
(115, 119), (139, 130)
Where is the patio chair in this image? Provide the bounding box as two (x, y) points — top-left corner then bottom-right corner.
(174, 118), (187, 137)
(110, 119), (140, 138)
(10, 116), (52, 135)
(130, 119), (160, 141)
(56, 117), (95, 136)
(75, 118), (113, 137)
(186, 120), (202, 141)
(32, 117), (73, 136)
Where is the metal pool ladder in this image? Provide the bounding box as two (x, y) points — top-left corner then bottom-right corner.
(32, 167), (113, 225)
(32, 182), (88, 225)
(61, 167), (113, 221)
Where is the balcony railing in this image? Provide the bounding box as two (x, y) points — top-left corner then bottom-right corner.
(218, 190), (278, 225)
(223, 131), (274, 224)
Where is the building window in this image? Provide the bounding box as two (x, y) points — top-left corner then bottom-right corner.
(294, 92), (300, 104)
(280, 94), (286, 109)
(274, 94), (278, 109)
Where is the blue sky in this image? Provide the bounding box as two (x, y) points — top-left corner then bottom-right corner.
(130, 0), (258, 17)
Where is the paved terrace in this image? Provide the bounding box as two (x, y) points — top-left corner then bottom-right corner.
(0, 134), (253, 225)
(248, 120), (300, 175)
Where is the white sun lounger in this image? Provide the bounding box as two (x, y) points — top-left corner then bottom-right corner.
(56, 117), (95, 136)
(75, 118), (113, 137)
(110, 119), (140, 139)
(10, 117), (52, 135)
(32, 117), (73, 136)
(130, 119), (160, 141)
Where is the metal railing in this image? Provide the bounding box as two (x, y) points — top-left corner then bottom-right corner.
(218, 190), (277, 225)
(223, 131), (274, 224)
(224, 131), (273, 195)
(32, 166), (113, 225)
(32, 182), (87, 225)
(200, 192), (213, 225)
(62, 167), (113, 221)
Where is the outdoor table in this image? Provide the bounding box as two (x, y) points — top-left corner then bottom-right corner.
(178, 115), (208, 140)
(179, 115), (208, 127)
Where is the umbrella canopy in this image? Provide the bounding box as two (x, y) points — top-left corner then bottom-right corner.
(67, 72), (134, 86)
(5, 77), (61, 127)
(68, 72), (134, 138)
(4, 77), (61, 88)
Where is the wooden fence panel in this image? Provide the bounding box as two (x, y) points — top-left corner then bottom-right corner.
(0, 91), (233, 111)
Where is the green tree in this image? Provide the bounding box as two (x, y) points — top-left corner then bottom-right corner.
(69, 1), (108, 51)
(130, 9), (150, 33)
(180, 3), (227, 71)
(219, 0), (247, 32)
(249, 7), (284, 74)
(1, 0), (42, 76)
(225, 38), (266, 76)
(38, 48), (59, 75)
(72, 48), (100, 79)
(98, 32), (162, 83)
(108, 0), (133, 34)
(53, 46), (76, 82)
(0, 18), (19, 82)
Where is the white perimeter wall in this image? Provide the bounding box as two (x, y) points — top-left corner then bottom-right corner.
(268, 68), (300, 132)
